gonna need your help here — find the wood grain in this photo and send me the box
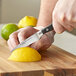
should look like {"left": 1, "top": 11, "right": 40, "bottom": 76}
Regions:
{"left": 0, "top": 39, "right": 76, "bottom": 76}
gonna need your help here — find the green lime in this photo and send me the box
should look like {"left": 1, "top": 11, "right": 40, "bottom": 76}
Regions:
{"left": 1, "top": 23, "right": 19, "bottom": 40}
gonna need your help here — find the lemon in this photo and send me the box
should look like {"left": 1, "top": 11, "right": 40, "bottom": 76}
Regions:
{"left": 8, "top": 47, "right": 41, "bottom": 62}
{"left": 18, "top": 16, "right": 37, "bottom": 28}
{"left": 1, "top": 23, "right": 19, "bottom": 40}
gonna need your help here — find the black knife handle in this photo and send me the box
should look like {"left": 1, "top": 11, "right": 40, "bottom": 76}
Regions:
{"left": 41, "top": 24, "right": 53, "bottom": 34}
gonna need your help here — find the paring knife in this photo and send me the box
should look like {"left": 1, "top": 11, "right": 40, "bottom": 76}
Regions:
{"left": 11, "top": 24, "right": 53, "bottom": 52}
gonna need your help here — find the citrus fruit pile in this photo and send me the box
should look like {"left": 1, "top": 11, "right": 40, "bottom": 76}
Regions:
{"left": 1, "top": 16, "right": 37, "bottom": 40}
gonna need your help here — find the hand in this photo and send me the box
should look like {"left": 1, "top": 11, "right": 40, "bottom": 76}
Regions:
{"left": 7, "top": 26, "right": 55, "bottom": 51}
{"left": 52, "top": 0, "right": 76, "bottom": 33}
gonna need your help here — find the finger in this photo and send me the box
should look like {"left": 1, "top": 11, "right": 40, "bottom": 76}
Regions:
{"left": 7, "top": 39, "right": 13, "bottom": 51}
{"left": 30, "top": 31, "right": 55, "bottom": 51}
{"left": 58, "top": 18, "right": 73, "bottom": 31}
{"left": 8, "top": 28, "right": 26, "bottom": 49}
{"left": 31, "top": 35, "right": 51, "bottom": 51}
{"left": 18, "top": 30, "right": 27, "bottom": 43}
{"left": 40, "top": 31, "right": 55, "bottom": 50}
{"left": 58, "top": 14, "right": 74, "bottom": 31}
{"left": 65, "top": 13, "right": 76, "bottom": 28}
{"left": 54, "top": 12, "right": 73, "bottom": 32}
{"left": 68, "top": 21, "right": 76, "bottom": 29}
{"left": 18, "top": 27, "right": 38, "bottom": 43}
{"left": 9, "top": 31, "right": 19, "bottom": 48}
{"left": 53, "top": 19, "right": 65, "bottom": 33}
{"left": 62, "top": 24, "right": 73, "bottom": 31}
{"left": 45, "top": 31, "right": 55, "bottom": 43}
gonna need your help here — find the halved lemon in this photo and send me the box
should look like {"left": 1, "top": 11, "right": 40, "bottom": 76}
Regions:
{"left": 8, "top": 47, "right": 41, "bottom": 62}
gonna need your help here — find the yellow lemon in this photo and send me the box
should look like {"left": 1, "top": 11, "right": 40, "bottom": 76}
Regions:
{"left": 8, "top": 47, "right": 41, "bottom": 62}
{"left": 18, "top": 16, "right": 37, "bottom": 28}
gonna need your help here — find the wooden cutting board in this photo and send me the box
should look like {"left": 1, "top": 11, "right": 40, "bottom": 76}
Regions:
{"left": 0, "top": 39, "right": 76, "bottom": 76}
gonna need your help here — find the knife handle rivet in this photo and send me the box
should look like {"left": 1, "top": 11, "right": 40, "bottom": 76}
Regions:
{"left": 46, "top": 28, "right": 49, "bottom": 31}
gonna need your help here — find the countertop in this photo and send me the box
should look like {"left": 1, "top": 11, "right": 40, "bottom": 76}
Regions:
{"left": 0, "top": 39, "right": 76, "bottom": 76}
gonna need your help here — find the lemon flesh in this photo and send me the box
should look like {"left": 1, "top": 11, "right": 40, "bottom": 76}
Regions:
{"left": 8, "top": 47, "right": 41, "bottom": 62}
{"left": 1, "top": 23, "right": 19, "bottom": 40}
{"left": 18, "top": 16, "right": 37, "bottom": 28}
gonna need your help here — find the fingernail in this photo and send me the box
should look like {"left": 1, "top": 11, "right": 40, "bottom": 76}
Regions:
{"left": 56, "top": 30, "right": 64, "bottom": 34}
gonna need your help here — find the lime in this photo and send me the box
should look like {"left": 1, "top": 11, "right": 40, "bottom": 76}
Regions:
{"left": 8, "top": 47, "right": 41, "bottom": 62}
{"left": 1, "top": 23, "right": 19, "bottom": 40}
{"left": 18, "top": 16, "right": 37, "bottom": 28}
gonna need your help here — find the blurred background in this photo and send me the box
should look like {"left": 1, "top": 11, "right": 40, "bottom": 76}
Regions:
{"left": 0, "top": 0, "right": 76, "bottom": 55}
{"left": 0, "top": 0, "right": 40, "bottom": 23}
{"left": 0, "top": 0, "right": 76, "bottom": 35}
